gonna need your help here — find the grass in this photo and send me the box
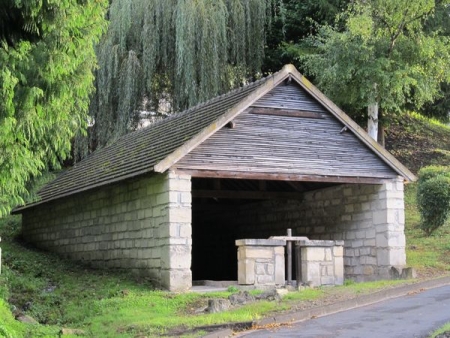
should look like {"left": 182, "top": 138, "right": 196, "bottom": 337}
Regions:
{"left": 429, "top": 322, "right": 450, "bottom": 338}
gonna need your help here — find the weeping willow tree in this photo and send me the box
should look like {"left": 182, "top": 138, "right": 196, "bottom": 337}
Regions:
{"left": 77, "top": 0, "right": 279, "bottom": 158}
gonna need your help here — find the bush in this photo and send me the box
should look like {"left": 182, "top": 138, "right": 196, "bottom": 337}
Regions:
{"left": 417, "top": 166, "right": 450, "bottom": 236}
{"left": 417, "top": 166, "right": 450, "bottom": 183}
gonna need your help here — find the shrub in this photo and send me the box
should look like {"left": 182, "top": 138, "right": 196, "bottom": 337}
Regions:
{"left": 417, "top": 166, "right": 450, "bottom": 236}
{"left": 417, "top": 165, "right": 450, "bottom": 183}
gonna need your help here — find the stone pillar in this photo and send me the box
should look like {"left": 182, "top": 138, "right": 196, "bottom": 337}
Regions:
{"left": 160, "top": 171, "right": 192, "bottom": 292}
{"left": 374, "top": 177, "right": 406, "bottom": 277}
{"left": 296, "top": 240, "right": 344, "bottom": 287}
{"left": 236, "top": 239, "right": 285, "bottom": 286}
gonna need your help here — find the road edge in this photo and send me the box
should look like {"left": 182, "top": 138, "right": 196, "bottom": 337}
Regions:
{"left": 202, "top": 275, "right": 450, "bottom": 338}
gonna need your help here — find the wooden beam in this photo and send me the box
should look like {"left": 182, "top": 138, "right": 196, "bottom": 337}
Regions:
{"left": 192, "top": 189, "right": 303, "bottom": 200}
{"left": 250, "top": 107, "right": 324, "bottom": 119}
{"left": 175, "top": 169, "right": 392, "bottom": 184}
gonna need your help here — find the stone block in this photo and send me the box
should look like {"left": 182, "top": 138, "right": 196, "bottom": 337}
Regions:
{"left": 168, "top": 177, "right": 191, "bottom": 192}
{"left": 257, "top": 275, "right": 274, "bottom": 285}
{"left": 256, "top": 263, "right": 266, "bottom": 275}
{"left": 345, "top": 204, "right": 354, "bottom": 213}
{"left": 179, "top": 224, "right": 192, "bottom": 238}
{"left": 267, "top": 263, "right": 274, "bottom": 275}
{"left": 343, "top": 188, "right": 353, "bottom": 196}
{"left": 160, "top": 245, "right": 191, "bottom": 269}
{"left": 387, "top": 233, "right": 406, "bottom": 247}
{"left": 333, "top": 246, "right": 343, "bottom": 257}
{"left": 168, "top": 191, "right": 179, "bottom": 204}
{"left": 321, "top": 276, "right": 336, "bottom": 285}
{"left": 376, "top": 248, "right": 391, "bottom": 266}
{"left": 360, "top": 256, "right": 377, "bottom": 265}
{"left": 351, "top": 240, "right": 363, "bottom": 248}
{"left": 341, "top": 214, "right": 352, "bottom": 222}
{"left": 161, "top": 268, "right": 192, "bottom": 292}
{"left": 274, "top": 246, "right": 285, "bottom": 255}
{"left": 238, "top": 259, "right": 255, "bottom": 285}
{"left": 274, "top": 253, "right": 285, "bottom": 285}
{"left": 180, "top": 192, "right": 192, "bottom": 204}
{"left": 373, "top": 210, "right": 387, "bottom": 225}
{"left": 400, "top": 267, "right": 417, "bottom": 279}
{"left": 363, "top": 265, "right": 374, "bottom": 275}
{"left": 303, "top": 262, "right": 320, "bottom": 286}
{"left": 346, "top": 232, "right": 356, "bottom": 240}
{"left": 156, "top": 193, "right": 169, "bottom": 206}
{"left": 325, "top": 248, "right": 332, "bottom": 261}
{"left": 303, "top": 247, "right": 324, "bottom": 261}
{"left": 355, "top": 230, "right": 366, "bottom": 239}
{"left": 241, "top": 248, "right": 273, "bottom": 259}
{"left": 169, "top": 207, "right": 191, "bottom": 223}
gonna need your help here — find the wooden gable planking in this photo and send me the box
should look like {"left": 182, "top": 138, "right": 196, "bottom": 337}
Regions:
{"left": 174, "top": 82, "right": 399, "bottom": 181}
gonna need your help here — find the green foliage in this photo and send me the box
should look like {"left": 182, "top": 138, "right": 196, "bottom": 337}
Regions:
{"left": 0, "top": 0, "right": 108, "bottom": 216}
{"left": 263, "top": 0, "right": 349, "bottom": 74}
{"left": 429, "top": 322, "right": 450, "bottom": 338}
{"left": 417, "top": 166, "right": 450, "bottom": 236}
{"left": 301, "top": 0, "right": 450, "bottom": 124}
{"left": 226, "top": 285, "right": 239, "bottom": 293}
{"left": 82, "top": 0, "right": 278, "bottom": 158}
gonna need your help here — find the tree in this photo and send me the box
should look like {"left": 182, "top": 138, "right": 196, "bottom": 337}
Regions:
{"left": 79, "top": 0, "right": 278, "bottom": 158}
{"left": 0, "top": 0, "right": 108, "bottom": 216}
{"left": 263, "top": 0, "right": 349, "bottom": 74}
{"left": 301, "top": 0, "right": 450, "bottom": 143}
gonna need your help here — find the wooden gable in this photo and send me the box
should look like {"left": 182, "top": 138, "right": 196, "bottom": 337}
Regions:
{"left": 174, "top": 82, "right": 398, "bottom": 183}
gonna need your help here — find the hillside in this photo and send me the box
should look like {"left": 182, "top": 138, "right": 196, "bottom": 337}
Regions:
{"left": 386, "top": 112, "right": 450, "bottom": 174}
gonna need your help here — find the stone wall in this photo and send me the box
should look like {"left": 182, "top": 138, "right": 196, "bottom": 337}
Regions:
{"left": 21, "top": 171, "right": 192, "bottom": 291}
{"left": 192, "top": 177, "right": 406, "bottom": 281}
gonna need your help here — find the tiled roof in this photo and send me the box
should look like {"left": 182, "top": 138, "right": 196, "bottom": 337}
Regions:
{"left": 16, "top": 73, "right": 272, "bottom": 210}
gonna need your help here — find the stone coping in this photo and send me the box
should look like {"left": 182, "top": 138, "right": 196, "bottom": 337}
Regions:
{"left": 236, "top": 239, "right": 286, "bottom": 247}
{"left": 269, "top": 236, "right": 309, "bottom": 241}
{"left": 295, "top": 239, "right": 345, "bottom": 247}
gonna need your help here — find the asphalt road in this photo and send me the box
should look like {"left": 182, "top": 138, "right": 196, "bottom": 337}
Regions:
{"left": 240, "top": 285, "right": 450, "bottom": 338}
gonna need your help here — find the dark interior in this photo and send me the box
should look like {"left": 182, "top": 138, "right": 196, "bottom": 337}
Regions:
{"left": 191, "top": 177, "right": 337, "bottom": 281}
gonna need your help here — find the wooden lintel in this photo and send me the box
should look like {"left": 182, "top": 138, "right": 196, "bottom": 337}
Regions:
{"left": 175, "top": 169, "right": 392, "bottom": 185}
{"left": 250, "top": 107, "right": 324, "bottom": 119}
{"left": 192, "top": 189, "right": 303, "bottom": 200}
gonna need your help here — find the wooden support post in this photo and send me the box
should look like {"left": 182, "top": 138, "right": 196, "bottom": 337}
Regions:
{"left": 287, "top": 229, "right": 292, "bottom": 285}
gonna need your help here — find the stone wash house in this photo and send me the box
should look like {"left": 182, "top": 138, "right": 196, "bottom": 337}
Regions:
{"left": 14, "top": 65, "right": 416, "bottom": 291}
